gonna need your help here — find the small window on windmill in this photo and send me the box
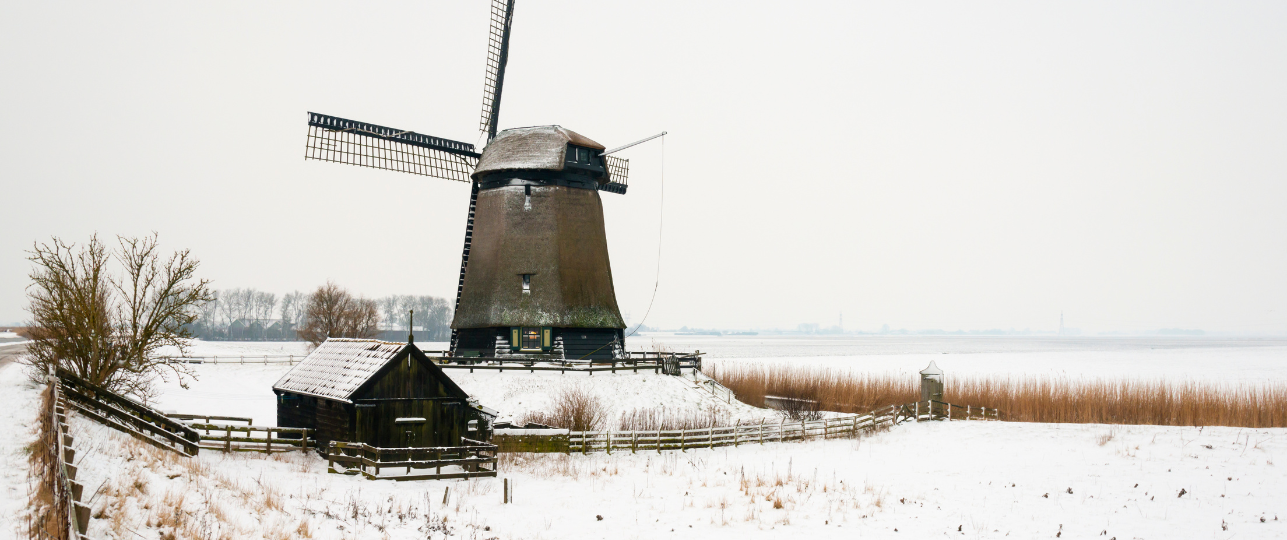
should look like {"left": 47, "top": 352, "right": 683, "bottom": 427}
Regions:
{"left": 521, "top": 274, "right": 531, "bottom": 294}
{"left": 520, "top": 327, "right": 542, "bottom": 351}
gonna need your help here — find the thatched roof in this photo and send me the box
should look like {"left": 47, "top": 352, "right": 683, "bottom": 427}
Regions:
{"left": 472, "top": 126, "right": 605, "bottom": 179}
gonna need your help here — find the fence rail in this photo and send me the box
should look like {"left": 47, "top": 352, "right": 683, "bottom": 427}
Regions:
{"left": 496, "top": 400, "right": 1002, "bottom": 454}
{"left": 30, "top": 373, "right": 91, "bottom": 539}
{"left": 57, "top": 368, "right": 200, "bottom": 456}
{"left": 432, "top": 353, "right": 702, "bottom": 375}
{"left": 327, "top": 439, "right": 498, "bottom": 481}
{"left": 184, "top": 423, "right": 314, "bottom": 453}
{"left": 164, "top": 355, "right": 300, "bottom": 365}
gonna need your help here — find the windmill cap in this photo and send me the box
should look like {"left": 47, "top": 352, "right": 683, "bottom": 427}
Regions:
{"left": 473, "top": 126, "right": 605, "bottom": 180}
{"left": 920, "top": 360, "right": 944, "bottom": 376}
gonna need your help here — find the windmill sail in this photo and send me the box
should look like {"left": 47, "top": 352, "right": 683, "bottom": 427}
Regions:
{"left": 305, "top": 112, "right": 479, "bottom": 182}
{"left": 479, "top": 0, "right": 516, "bottom": 140}
{"left": 600, "top": 155, "right": 629, "bottom": 194}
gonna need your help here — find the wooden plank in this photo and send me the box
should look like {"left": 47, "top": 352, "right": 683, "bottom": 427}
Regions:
{"left": 68, "top": 401, "right": 194, "bottom": 457}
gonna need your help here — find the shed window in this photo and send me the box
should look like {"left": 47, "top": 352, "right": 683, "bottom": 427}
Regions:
{"left": 521, "top": 274, "right": 531, "bottom": 294}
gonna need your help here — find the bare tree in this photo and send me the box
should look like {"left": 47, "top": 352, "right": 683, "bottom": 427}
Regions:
{"left": 23, "top": 234, "right": 213, "bottom": 401}
{"left": 217, "top": 288, "right": 238, "bottom": 330}
{"left": 280, "top": 291, "right": 305, "bottom": 338}
{"left": 297, "top": 282, "right": 380, "bottom": 346}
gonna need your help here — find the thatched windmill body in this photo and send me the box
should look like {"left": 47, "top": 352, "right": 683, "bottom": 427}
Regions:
{"left": 303, "top": 0, "right": 644, "bottom": 360}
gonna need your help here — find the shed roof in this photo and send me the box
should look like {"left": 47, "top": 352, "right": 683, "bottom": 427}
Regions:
{"left": 472, "top": 126, "right": 604, "bottom": 179}
{"left": 272, "top": 338, "right": 469, "bottom": 403}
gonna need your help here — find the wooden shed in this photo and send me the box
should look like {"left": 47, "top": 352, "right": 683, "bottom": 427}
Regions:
{"left": 273, "top": 338, "right": 494, "bottom": 450}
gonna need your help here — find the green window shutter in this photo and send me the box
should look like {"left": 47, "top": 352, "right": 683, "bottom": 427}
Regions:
{"left": 510, "top": 327, "right": 520, "bottom": 352}
{"left": 542, "top": 327, "right": 553, "bottom": 351}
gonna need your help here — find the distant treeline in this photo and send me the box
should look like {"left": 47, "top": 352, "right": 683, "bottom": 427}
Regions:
{"left": 191, "top": 287, "right": 452, "bottom": 342}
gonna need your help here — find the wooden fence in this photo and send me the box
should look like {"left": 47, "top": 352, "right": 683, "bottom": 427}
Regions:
{"left": 433, "top": 352, "right": 702, "bottom": 375}
{"left": 495, "top": 400, "right": 1002, "bottom": 454}
{"left": 185, "top": 422, "right": 315, "bottom": 453}
{"left": 57, "top": 368, "right": 200, "bottom": 456}
{"left": 165, "top": 355, "right": 300, "bottom": 365}
{"left": 327, "top": 439, "right": 499, "bottom": 481}
{"left": 29, "top": 373, "right": 91, "bottom": 539}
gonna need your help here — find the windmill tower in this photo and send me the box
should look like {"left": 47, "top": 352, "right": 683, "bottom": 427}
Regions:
{"left": 302, "top": 0, "right": 647, "bottom": 360}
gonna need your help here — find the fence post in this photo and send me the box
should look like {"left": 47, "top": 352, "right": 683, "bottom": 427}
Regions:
{"left": 606, "top": 432, "right": 612, "bottom": 455}
{"left": 759, "top": 419, "right": 765, "bottom": 444}
{"left": 632, "top": 432, "right": 638, "bottom": 454}
{"left": 302, "top": 429, "right": 309, "bottom": 452}
{"left": 225, "top": 426, "right": 231, "bottom": 453}
{"left": 266, "top": 429, "right": 272, "bottom": 454}
{"left": 915, "top": 401, "right": 919, "bottom": 423}
{"left": 657, "top": 428, "right": 662, "bottom": 454}
{"left": 967, "top": 404, "right": 971, "bottom": 420}
{"left": 709, "top": 421, "right": 714, "bottom": 449}
{"left": 680, "top": 428, "right": 686, "bottom": 451}
{"left": 948, "top": 403, "right": 952, "bottom": 421}
{"left": 582, "top": 431, "right": 587, "bottom": 455}
{"left": 733, "top": 419, "right": 740, "bottom": 447}
{"left": 800, "top": 419, "right": 805, "bottom": 441}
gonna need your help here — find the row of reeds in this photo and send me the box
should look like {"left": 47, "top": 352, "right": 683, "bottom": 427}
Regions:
{"left": 704, "top": 364, "right": 1287, "bottom": 428}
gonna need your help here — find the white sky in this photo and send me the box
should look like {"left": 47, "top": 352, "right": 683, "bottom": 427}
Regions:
{"left": 2, "top": 1, "right": 1286, "bottom": 333}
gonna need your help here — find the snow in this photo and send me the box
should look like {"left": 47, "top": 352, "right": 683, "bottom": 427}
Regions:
{"left": 640, "top": 334, "right": 1287, "bottom": 383}
{"left": 60, "top": 411, "right": 1287, "bottom": 539}
{"left": 0, "top": 357, "right": 41, "bottom": 540}
{"left": 8, "top": 337, "right": 1287, "bottom": 539}
{"left": 272, "top": 339, "right": 410, "bottom": 402}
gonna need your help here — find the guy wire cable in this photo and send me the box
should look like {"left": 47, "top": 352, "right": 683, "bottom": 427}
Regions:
{"left": 577, "top": 133, "right": 665, "bottom": 360}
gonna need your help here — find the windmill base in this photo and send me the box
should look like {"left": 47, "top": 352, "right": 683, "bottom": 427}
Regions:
{"left": 453, "top": 327, "right": 625, "bottom": 361}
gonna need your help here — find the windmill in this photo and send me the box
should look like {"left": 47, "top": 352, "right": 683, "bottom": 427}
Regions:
{"left": 302, "top": 0, "right": 657, "bottom": 360}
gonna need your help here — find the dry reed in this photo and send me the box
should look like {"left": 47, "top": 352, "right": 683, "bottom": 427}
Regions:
{"left": 705, "top": 364, "right": 1287, "bottom": 428}
{"left": 519, "top": 386, "right": 608, "bottom": 431}
{"left": 616, "top": 407, "right": 734, "bottom": 431}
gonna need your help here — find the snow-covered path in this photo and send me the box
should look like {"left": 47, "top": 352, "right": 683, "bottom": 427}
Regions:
{"left": 0, "top": 356, "right": 41, "bottom": 540}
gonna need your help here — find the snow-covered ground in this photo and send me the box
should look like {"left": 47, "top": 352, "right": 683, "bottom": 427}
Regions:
{"left": 62, "top": 412, "right": 1286, "bottom": 539}
{"left": 150, "top": 340, "right": 770, "bottom": 426}
{"left": 657, "top": 334, "right": 1287, "bottom": 383}
{"left": 0, "top": 353, "right": 42, "bottom": 540}
{"left": 8, "top": 337, "right": 1287, "bottom": 539}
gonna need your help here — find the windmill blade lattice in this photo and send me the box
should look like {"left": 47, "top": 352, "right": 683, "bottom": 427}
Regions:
{"left": 305, "top": 112, "right": 479, "bottom": 182}
{"left": 479, "top": 0, "right": 515, "bottom": 140}
{"left": 601, "top": 155, "right": 629, "bottom": 194}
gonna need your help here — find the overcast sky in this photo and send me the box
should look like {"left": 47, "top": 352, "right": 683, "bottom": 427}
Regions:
{"left": 2, "top": 1, "right": 1286, "bottom": 334}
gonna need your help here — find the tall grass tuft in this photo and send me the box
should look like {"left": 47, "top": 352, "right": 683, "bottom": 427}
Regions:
{"left": 705, "top": 364, "right": 1287, "bottom": 428}
{"left": 520, "top": 386, "right": 609, "bottom": 431}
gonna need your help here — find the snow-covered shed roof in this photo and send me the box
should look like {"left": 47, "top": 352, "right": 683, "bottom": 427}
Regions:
{"left": 472, "top": 125, "right": 604, "bottom": 179}
{"left": 272, "top": 338, "right": 468, "bottom": 403}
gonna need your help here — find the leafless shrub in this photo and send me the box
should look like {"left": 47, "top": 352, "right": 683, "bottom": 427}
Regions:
{"left": 297, "top": 281, "right": 381, "bottom": 347}
{"left": 23, "top": 234, "right": 212, "bottom": 401}
{"left": 520, "top": 387, "right": 608, "bottom": 431}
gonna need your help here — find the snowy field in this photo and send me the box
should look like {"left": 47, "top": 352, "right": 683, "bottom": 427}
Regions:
{"left": 5, "top": 336, "right": 1287, "bottom": 539}
{"left": 60, "top": 410, "right": 1287, "bottom": 540}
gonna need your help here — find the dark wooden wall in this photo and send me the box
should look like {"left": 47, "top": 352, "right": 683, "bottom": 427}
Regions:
{"left": 275, "top": 350, "right": 481, "bottom": 449}
{"left": 355, "top": 399, "right": 467, "bottom": 447}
